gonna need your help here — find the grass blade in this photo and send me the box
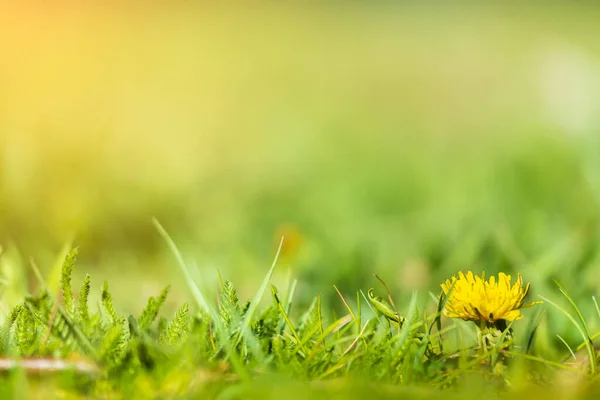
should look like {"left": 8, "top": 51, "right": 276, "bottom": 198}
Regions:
{"left": 553, "top": 280, "right": 597, "bottom": 374}
{"left": 540, "top": 293, "right": 596, "bottom": 374}
{"left": 235, "top": 236, "right": 284, "bottom": 350}
{"left": 557, "top": 334, "right": 577, "bottom": 361}
{"left": 153, "top": 218, "right": 213, "bottom": 316}
{"left": 525, "top": 308, "right": 546, "bottom": 354}
{"left": 153, "top": 218, "right": 249, "bottom": 380}
{"left": 593, "top": 296, "right": 600, "bottom": 320}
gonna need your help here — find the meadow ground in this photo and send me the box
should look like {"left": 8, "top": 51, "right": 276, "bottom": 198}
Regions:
{"left": 1, "top": 4, "right": 600, "bottom": 399}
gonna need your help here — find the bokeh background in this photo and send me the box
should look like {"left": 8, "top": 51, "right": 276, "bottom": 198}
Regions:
{"left": 1, "top": 4, "right": 600, "bottom": 345}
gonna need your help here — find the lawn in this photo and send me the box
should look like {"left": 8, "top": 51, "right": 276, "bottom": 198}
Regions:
{"left": 1, "top": 3, "right": 600, "bottom": 399}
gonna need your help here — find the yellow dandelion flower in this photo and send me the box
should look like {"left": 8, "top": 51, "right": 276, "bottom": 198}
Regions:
{"left": 440, "top": 271, "right": 541, "bottom": 324}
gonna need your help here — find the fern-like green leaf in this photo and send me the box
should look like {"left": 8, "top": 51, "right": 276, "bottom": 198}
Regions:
{"left": 298, "top": 296, "right": 321, "bottom": 340}
{"left": 138, "top": 285, "right": 171, "bottom": 331}
{"left": 157, "top": 316, "right": 167, "bottom": 335}
{"left": 160, "top": 302, "right": 189, "bottom": 347}
{"left": 60, "top": 247, "right": 79, "bottom": 314}
{"left": 219, "top": 280, "right": 240, "bottom": 327}
{"left": 99, "top": 323, "right": 123, "bottom": 364}
{"left": 112, "top": 318, "right": 131, "bottom": 366}
{"left": 97, "top": 317, "right": 131, "bottom": 368}
{"left": 156, "top": 285, "right": 170, "bottom": 308}
{"left": 25, "top": 301, "right": 98, "bottom": 358}
{"left": 101, "top": 281, "right": 119, "bottom": 326}
{"left": 16, "top": 305, "right": 37, "bottom": 355}
{"left": 77, "top": 273, "right": 91, "bottom": 325}
{"left": 0, "top": 304, "right": 22, "bottom": 353}
{"left": 252, "top": 297, "right": 281, "bottom": 350}
{"left": 138, "top": 297, "right": 156, "bottom": 330}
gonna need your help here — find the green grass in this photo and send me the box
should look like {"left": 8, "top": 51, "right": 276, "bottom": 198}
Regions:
{"left": 1, "top": 225, "right": 600, "bottom": 399}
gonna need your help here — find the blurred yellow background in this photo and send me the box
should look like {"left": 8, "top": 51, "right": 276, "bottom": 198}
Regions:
{"left": 1, "top": 5, "right": 600, "bottom": 313}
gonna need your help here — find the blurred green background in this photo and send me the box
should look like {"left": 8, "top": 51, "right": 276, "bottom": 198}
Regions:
{"left": 1, "top": 4, "right": 600, "bottom": 344}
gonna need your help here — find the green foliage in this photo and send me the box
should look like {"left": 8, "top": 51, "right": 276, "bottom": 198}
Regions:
{"left": 297, "top": 296, "right": 322, "bottom": 340}
{"left": 15, "top": 305, "right": 36, "bottom": 355}
{"left": 2, "top": 246, "right": 600, "bottom": 399}
{"left": 252, "top": 297, "right": 282, "bottom": 351}
{"left": 219, "top": 280, "right": 240, "bottom": 328}
{"left": 0, "top": 304, "right": 22, "bottom": 353}
{"left": 138, "top": 285, "right": 170, "bottom": 331}
{"left": 101, "top": 281, "right": 118, "bottom": 326}
{"left": 160, "top": 303, "right": 189, "bottom": 347}
{"left": 60, "top": 247, "right": 79, "bottom": 314}
{"left": 101, "top": 318, "right": 130, "bottom": 368}
{"left": 76, "top": 274, "right": 91, "bottom": 324}
{"left": 99, "top": 322, "right": 125, "bottom": 365}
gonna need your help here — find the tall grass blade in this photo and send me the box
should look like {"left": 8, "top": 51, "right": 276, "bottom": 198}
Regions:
{"left": 235, "top": 237, "right": 284, "bottom": 350}
{"left": 541, "top": 293, "right": 596, "bottom": 374}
